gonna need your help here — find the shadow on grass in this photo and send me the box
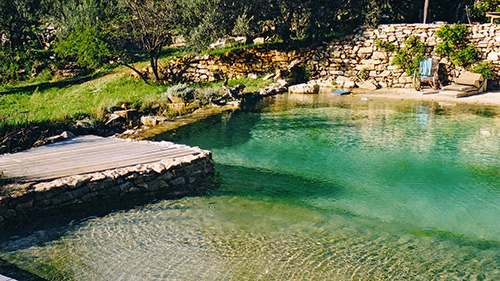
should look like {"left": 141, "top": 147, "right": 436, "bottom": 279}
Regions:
{"left": 0, "top": 72, "right": 107, "bottom": 95}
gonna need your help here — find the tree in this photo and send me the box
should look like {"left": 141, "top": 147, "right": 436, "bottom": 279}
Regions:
{"left": 0, "top": 0, "right": 48, "bottom": 82}
{"left": 119, "top": 0, "right": 180, "bottom": 83}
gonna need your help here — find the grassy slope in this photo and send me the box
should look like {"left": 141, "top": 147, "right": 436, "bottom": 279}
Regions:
{"left": 0, "top": 75, "right": 165, "bottom": 127}
{"left": 0, "top": 63, "right": 272, "bottom": 130}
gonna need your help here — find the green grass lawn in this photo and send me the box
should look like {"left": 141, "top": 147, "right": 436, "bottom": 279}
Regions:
{"left": 0, "top": 75, "right": 165, "bottom": 127}
{"left": 0, "top": 71, "right": 272, "bottom": 130}
{"left": 0, "top": 42, "right": 277, "bottom": 133}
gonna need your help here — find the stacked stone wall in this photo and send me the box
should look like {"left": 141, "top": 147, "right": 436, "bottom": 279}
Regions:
{"left": 308, "top": 23, "right": 500, "bottom": 89}
{"left": 154, "top": 48, "right": 309, "bottom": 84}
{"left": 155, "top": 24, "right": 500, "bottom": 89}
{"left": 0, "top": 148, "right": 215, "bottom": 228}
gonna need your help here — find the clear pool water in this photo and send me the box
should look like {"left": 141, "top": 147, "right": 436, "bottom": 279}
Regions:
{"left": 2, "top": 94, "right": 500, "bottom": 280}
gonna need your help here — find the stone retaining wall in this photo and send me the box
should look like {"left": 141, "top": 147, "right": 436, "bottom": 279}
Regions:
{"left": 154, "top": 24, "right": 500, "bottom": 89}
{"left": 308, "top": 23, "right": 500, "bottom": 89}
{"left": 0, "top": 144, "right": 215, "bottom": 228}
{"left": 138, "top": 48, "right": 310, "bottom": 84}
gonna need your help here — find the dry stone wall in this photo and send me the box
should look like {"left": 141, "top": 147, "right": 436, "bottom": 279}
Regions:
{"left": 153, "top": 24, "right": 500, "bottom": 90}
{"left": 0, "top": 146, "right": 215, "bottom": 228}
{"left": 308, "top": 23, "right": 500, "bottom": 89}
{"left": 153, "top": 48, "right": 310, "bottom": 84}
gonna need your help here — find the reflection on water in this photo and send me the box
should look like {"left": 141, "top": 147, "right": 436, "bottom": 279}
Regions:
{"left": 2, "top": 94, "right": 500, "bottom": 280}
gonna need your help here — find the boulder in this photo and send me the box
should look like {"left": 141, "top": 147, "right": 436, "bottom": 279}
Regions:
{"left": 487, "top": 51, "right": 499, "bottom": 61}
{"left": 358, "top": 81, "right": 379, "bottom": 90}
{"left": 253, "top": 37, "right": 265, "bottom": 44}
{"left": 288, "top": 83, "right": 320, "bottom": 94}
{"left": 45, "top": 131, "right": 76, "bottom": 143}
{"left": 335, "top": 76, "right": 357, "bottom": 89}
{"left": 141, "top": 116, "right": 168, "bottom": 126}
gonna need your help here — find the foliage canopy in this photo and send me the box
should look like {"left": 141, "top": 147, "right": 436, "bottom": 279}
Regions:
{"left": 0, "top": 0, "right": 498, "bottom": 84}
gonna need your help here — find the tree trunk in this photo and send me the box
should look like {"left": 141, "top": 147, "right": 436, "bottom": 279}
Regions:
{"left": 423, "top": 0, "right": 429, "bottom": 24}
{"left": 150, "top": 56, "right": 160, "bottom": 82}
{"left": 121, "top": 63, "right": 151, "bottom": 85}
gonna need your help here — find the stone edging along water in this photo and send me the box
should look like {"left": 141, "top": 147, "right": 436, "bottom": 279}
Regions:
{"left": 0, "top": 79, "right": 289, "bottom": 229}
{"left": 0, "top": 139, "right": 216, "bottom": 229}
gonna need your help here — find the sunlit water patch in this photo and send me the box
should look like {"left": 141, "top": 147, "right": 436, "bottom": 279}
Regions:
{"left": 2, "top": 94, "right": 500, "bottom": 280}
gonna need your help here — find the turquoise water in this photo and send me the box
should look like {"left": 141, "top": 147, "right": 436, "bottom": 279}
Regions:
{"left": 2, "top": 94, "right": 500, "bottom": 280}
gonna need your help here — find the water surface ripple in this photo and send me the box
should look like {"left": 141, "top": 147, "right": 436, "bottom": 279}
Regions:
{"left": 2, "top": 94, "right": 500, "bottom": 280}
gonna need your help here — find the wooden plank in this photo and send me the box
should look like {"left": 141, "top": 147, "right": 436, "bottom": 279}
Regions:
{"left": 11, "top": 148, "right": 198, "bottom": 174}
{"left": 0, "top": 145, "right": 195, "bottom": 166}
{"left": 4, "top": 151, "right": 199, "bottom": 180}
{"left": 12, "top": 150, "right": 200, "bottom": 181}
{"left": 0, "top": 136, "right": 204, "bottom": 182}
{"left": 0, "top": 145, "right": 186, "bottom": 167}
{"left": 0, "top": 137, "right": 184, "bottom": 162}
{"left": 0, "top": 136, "right": 186, "bottom": 164}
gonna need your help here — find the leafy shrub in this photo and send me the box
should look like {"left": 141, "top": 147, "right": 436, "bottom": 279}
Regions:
{"left": 54, "top": 25, "right": 110, "bottom": 70}
{"left": 468, "top": 0, "right": 500, "bottom": 22}
{"left": 434, "top": 24, "right": 479, "bottom": 67}
{"left": 470, "top": 61, "right": 495, "bottom": 80}
{"left": 288, "top": 64, "right": 312, "bottom": 84}
{"left": 202, "top": 88, "right": 221, "bottom": 101}
{"left": 392, "top": 36, "right": 431, "bottom": 76}
{"left": 364, "top": 0, "right": 383, "bottom": 28}
{"left": 0, "top": 45, "right": 37, "bottom": 83}
{"left": 163, "top": 83, "right": 197, "bottom": 102}
{"left": 376, "top": 40, "right": 395, "bottom": 53}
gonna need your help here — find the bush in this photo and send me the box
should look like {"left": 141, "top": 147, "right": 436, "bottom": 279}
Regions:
{"left": 470, "top": 61, "right": 495, "bottom": 80}
{"left": 468, "top": 0, "right": 500, "bottom": 22}
{"left": 359, "top": 68, "right": 370, "bottom": 80}
{"left": 392, "top": 36, "right": 431, "bottom": 76}
{"left": 201, "top": 88, "right": 221, "bottom": 101}
{"left": 376, "top": 40, "right": 395, "bottom": 53}
{"left": 434, "top": 24, "right": 479, "bottom": 67}
{"left": 54, "top": 25, "right": 110, "bottom": 70}
{"left": 163, "top": 83, "right": 198, "bottom": 102}
{"left": 0, "top": 45, "right": 37, "bottom": 83}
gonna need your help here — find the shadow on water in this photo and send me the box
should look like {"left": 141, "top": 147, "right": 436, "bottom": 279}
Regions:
{"left": 0, "top": 258, "right": 48, "bottom": 281}
{"left": 150, "top": 110, "right": 262, "bottom": 150}
{"left": 0, "top": 182, "right": 217, "bottom": 247}
{"left": 209, "top": 163, "right": 346, "bottom": 212}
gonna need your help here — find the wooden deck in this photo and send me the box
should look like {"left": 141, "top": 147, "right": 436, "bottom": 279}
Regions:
{"left": 0, "top": 135, "right": 202, "bottom": 182}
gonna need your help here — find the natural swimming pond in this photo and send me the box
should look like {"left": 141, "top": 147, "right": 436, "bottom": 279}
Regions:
{"left": 2, "top": 93, "right": 500, "bottom": 280}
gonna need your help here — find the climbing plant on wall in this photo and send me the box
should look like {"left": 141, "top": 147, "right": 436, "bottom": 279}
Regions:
{"left": 377, "top": 36, "right": 431, "bottom": 76}
{"left": 434, "top": 24, "right": 480, "bottom": 68}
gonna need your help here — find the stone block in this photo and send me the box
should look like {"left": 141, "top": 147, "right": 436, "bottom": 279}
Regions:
{"left": 378, "top": 81, "right": 388, "bottom": 88}
{"left": 371, "top": 51, "right": 386, "bottom": 60}
{"left": 141, "top": 180, "right": 168, "bottom": 191}
{"left": 288, "top": 83, "right": 320, "bottom": 94}
{"left": 358, "top": 47, "right": 373, "bottom": 54}
{"left": 358, "top": 81, "right": 378, "bottom": 90}
{"left": 170, "top": 177, "right": 186, "bottom": 186}
{"left": 343, "top": 80, "right": 357, "bottom": 88}
{"left": 4, "top": 209, "right": 16, "bottom": 218}
{"left": 399, "top": 76, "right": 413, "bottom": 84}
{"left": 119, "top": 182, "right": 135, "bottom": 192}
{"left": 378, "top": 70, "right": 391, "bottom": 77}
{"left": 488, "top": 51, "right": 499, "bottom": 61}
